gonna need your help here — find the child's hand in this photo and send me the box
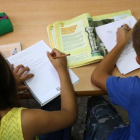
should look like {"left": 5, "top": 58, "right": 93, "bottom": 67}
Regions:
{"left": 116, "top": 24, "right": 132, "bottom": 47}
{"left": 10, "top": 64, "right": 34, "bottom": 91}
{"left": 47, "top": 49, "right": 68, "bottom": 73}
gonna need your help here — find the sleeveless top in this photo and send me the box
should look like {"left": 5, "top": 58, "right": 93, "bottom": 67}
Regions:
{"left": 0, "top": 107, "right": 39, "bottom": 140}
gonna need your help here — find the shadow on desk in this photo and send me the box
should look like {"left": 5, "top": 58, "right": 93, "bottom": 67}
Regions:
{"left": 17, "top": 90, "right": 107, "bottom": 100}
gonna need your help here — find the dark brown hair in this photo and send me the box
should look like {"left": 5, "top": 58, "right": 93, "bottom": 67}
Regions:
{"left": 132, "top": 19, "right": 140, "bottom": 56}
{"left": 0, "top": 53, "right": 18, "bottom": 110}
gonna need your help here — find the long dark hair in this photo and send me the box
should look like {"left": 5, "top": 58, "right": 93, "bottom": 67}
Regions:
{"left": 0, "top": 53, "right": 18, "bottom": 110}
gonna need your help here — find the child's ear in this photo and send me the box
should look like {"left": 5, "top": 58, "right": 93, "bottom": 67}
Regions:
{"left": 136, "top": 56, "right": 140, "bottom": 65}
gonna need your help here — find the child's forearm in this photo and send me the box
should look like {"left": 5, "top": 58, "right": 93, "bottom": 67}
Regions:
{"left": 91, "top": 43, "right": 125, "bottom": 91}
{"left": 58, "top": 70, "right": 77, "bottom": 120}
{"left": 94, "top": 43, "right": 124, "bottom": 75}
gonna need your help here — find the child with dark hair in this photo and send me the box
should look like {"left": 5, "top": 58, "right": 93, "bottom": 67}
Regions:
{"left": 0, "top": 49, "right": 77, "bottom": 140}
{"left": 84, "top": 23, "right": 140, "bottom": 140}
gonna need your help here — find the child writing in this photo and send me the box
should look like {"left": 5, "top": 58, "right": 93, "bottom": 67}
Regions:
{"left": 0, "top": 49, "right": 77, "bottom": 140}
{"left": 84, "top": 23, "right": 140, "bottom": 139}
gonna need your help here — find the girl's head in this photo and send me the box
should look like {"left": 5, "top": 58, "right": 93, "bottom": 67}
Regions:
{"left": 0, "top": 53, "right": 18, "bottom": 110}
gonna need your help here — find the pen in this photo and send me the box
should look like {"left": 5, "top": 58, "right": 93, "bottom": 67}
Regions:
{"left": 121, "top": 25, "right": 131, "bottom": 31}
{"left": 53, "top": 54, "right": 70, "bottom": 59}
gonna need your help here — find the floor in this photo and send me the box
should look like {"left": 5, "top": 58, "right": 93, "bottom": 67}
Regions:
{"left": 20, "top": 95, "right": 129, "bottom": 140}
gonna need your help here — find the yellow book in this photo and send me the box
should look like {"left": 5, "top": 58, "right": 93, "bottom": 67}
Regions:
{"left": 47, "top": 10, "right": 132, "bottom": 68}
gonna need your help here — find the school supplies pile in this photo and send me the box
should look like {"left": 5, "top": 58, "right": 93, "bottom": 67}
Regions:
{"left": 7, "top": 40, "right": 79, "bottom": 106}
{"left": 47, "top": 10, "right": 132, "bottom": 68}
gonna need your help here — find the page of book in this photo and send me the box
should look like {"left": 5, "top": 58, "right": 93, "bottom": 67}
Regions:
{"left": 7, "top": 40, "right": 79, "bottom": 106}
{"left": 92, "top": 10, "right": 131, "bottom": 21}
{"left": 53, "top": 13, "right": 103, "bottom": 68}
{"left": 95, "top": 16, "right": 140, "bottom": 74}
{"left": 47, "top": 25, "right": 57, "bottom": 49}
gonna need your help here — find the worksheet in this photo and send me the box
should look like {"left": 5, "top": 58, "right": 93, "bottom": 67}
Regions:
{"left": 96, "top": 16, "right": 140, "bottom": 74}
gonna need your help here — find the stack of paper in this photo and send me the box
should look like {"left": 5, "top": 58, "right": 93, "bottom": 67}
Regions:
{"left": 95, "top": 16, "right": 140, "bottom": 74}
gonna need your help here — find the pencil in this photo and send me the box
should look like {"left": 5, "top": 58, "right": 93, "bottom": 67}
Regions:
{"left": 53, "top": 54, "right": 70, "bottom": 59}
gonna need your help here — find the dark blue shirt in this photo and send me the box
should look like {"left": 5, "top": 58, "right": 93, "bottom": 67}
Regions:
{"left": 106, "top": 76, "right": 140, "bottom": 140}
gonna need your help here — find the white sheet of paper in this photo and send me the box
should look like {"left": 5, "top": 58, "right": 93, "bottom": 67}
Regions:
{"left": 96, "top": 16, "right": 140, "bottom": 74}
{"left": 7, "top": 40, "right": 79, "bottom": 106}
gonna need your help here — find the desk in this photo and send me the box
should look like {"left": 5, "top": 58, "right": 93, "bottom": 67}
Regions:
{"left": 0, "top": 0, "right": 140, "bottom": 98}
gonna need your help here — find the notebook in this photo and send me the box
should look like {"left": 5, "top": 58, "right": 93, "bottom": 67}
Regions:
{"left": 7, "top": 40, "right": 79, "bottom": 106}
{"left": 95, "top": 16, "right": 139, "bottom": 74}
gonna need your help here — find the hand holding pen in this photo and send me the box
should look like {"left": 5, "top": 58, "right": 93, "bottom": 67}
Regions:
{"left": 117, "top": 24, "right": 132, "bottom": 47}
{"left": 121, "top": 24, "right": 131, "bottom": 31}
{"left": 53, "top": 53, "right": 70, "bottom": 59}
{"left": 47, "top": 48, "right": 70, "bottom": 73}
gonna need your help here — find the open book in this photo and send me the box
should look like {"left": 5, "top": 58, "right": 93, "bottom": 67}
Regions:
{"left": 96, "top": 16, "right": 139, "bottom": 74}
{"left": 47, "top": 10, "right": 132, "bottom": 68}
{"left": 7, "top": 40, "right": 79, "bottom": 106}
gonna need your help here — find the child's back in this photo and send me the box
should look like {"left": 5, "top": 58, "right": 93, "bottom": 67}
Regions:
{"left": 0, "top": 108, "right": 39, "bottom": 140}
